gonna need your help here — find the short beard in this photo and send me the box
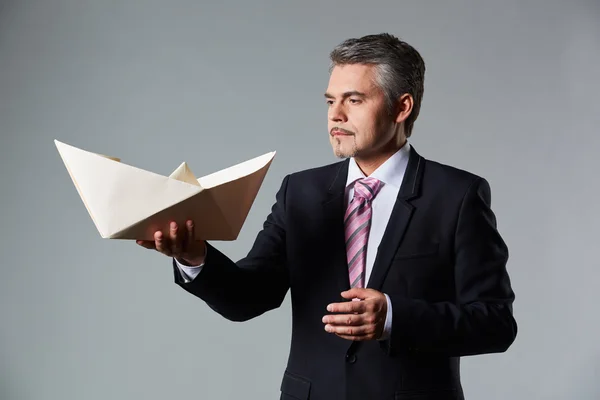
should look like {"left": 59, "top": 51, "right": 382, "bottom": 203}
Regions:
{"left": 332, "top": 136, "right": 358, "bottom": 159}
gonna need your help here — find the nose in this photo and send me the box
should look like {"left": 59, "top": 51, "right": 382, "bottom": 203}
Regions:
{"left": 328, "top": 102, "right": 347, "bottom": 123}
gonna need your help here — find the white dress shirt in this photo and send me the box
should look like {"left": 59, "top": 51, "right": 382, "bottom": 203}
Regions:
{"left": 175, "top": 141, "right": 411, "bottom": 340}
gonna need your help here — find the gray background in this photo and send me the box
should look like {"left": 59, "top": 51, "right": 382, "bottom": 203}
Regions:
{"left": 1, "top": 1, "right": 599, "bottom": 399}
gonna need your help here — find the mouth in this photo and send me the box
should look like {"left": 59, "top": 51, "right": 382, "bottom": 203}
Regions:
{"left": 330, "top": 128, "right": 354, "bottom": 137}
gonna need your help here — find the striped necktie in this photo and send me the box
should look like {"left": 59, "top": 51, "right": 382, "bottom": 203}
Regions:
{"left": 344, "top": 177, "right": 383, "bottom": 289}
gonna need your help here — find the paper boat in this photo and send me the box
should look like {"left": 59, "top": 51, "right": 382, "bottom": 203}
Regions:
{"left": 54, "top": 140, "right": 276, "bottom": 240}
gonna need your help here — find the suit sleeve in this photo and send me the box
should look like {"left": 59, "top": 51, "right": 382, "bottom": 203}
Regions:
{"left": 385, "top": 177, "right": 517, "bottom": 357}
{"left": 173, "top": 175, "right": 290, "bottom": 322}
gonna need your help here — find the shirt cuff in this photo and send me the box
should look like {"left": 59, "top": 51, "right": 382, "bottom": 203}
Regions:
{"left": 174, "top": 259, "right": 204, "bottom": 282}
{"left": 173, "top": 243, "right": 207, "bottom": 283}
{"left": 378, "top": 293, "right": 393, "bottom": 341}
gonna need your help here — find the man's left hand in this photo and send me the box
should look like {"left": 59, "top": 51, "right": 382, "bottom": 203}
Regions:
{"left": 323, "top": 288, "right": 387, "bottom": 341}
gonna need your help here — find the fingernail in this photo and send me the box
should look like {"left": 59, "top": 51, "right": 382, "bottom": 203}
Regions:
{"left": 322, "top": 316, "right": 327, "bottom": 323}
{"left": 327, "top": 305, "right": 332, "bottom": 312}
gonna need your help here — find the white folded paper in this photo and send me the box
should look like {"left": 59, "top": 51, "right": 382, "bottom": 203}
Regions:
{"left": 54, "top": 140, "right": 276, "bottom": 240}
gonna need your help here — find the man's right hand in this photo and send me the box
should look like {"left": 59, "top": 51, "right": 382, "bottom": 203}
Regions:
{"left": 136, "top": 220, "right": 206, "bottom": 266}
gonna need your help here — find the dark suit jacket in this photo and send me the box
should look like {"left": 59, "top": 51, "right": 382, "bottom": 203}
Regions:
{"left": 174, "top": 146, "right": 517, "bottom": 400}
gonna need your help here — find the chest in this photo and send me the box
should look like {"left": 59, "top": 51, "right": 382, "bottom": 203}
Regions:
{"left": 285, "top": 194, "right": 456, "bottom": 301}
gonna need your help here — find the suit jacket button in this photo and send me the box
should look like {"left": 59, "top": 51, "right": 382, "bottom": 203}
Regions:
{"left": 346, "top": 353, "right": 357, "bottom": 364}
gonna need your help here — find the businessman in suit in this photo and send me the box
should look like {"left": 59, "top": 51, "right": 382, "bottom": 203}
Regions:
{"left": 137, "top": 33, "right": 517, "bottom": 400}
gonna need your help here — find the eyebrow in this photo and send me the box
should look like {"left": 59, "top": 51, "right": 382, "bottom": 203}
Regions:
{"left": 324, "top": 90, "right": 367, "bottom": 99}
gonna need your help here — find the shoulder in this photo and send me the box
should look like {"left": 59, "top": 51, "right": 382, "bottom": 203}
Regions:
{"left": 290, "top": 159, "right": 346, "bottom": 177}
{"left": 424, "top": 158, "right": 483, "bottom": 184}
{"left": 420, "top": 157, "right": 492, "bottom": 201}
{"left": 271, "top": 159, "right": 348, "bottom": 206}
{"left": 285, "top": 159, "right": 347, "bottom": 186}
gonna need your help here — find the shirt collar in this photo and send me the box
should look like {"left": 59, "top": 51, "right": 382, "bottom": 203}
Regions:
{"left": 346, "top": 141, "right": 411, "bottom": 189}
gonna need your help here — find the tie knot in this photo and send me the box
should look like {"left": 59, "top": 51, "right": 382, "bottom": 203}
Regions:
{"left": 353, "top": 177, "right": 382, "bottom": 202}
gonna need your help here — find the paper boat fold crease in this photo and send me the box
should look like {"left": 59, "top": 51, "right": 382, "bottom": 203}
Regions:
{"left": 54, "top": 140, "right": 275, "bottom": 241}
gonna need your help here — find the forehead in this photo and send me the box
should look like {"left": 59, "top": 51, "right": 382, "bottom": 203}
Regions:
{"left": 326, "top": 64, "right": 379, "bottom": 95}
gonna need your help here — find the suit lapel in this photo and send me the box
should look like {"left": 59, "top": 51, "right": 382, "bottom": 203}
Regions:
{"left": 366, "top": 146, "right": 424, "bottom": 291}
{"left": 321, "top": 159, "right": 351, "bottom": 294}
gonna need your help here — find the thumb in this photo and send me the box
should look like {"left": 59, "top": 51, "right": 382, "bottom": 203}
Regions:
{"left": 341, "top": 288, "right": 372, "bottom": 300}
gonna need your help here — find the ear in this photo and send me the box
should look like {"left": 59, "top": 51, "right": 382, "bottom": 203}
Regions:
{"left": 394, "top": 93, "right": 414, "bottom": 124}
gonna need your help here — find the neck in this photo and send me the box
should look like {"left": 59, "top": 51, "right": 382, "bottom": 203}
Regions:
{"left": 354, "top": 137, "right": 407, "bottom": 176}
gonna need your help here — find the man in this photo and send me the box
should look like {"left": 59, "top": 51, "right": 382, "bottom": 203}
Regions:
{"left": 137, "top": 33, "right": 517, "bottom": 400}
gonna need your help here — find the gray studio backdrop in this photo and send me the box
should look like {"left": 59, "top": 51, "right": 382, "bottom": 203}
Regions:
{"left": 1, "top": 1, "right": 599, "bottom": 399}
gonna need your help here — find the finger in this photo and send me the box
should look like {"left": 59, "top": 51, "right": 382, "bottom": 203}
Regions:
{"left": 324, "top": 323, "right": 374, "bottom": 337}
{"left": 327, "top": 300, "right": 366, "bottom": 314}
{"left": 169, "top": 222, "right": 180, "bottom": 254}
{"left": 335, "top": 333, "right": 373, "bottom": 341}
{"left": 186, "top": 220, "right": 195, "bottom": 244}
{"left": 136, "top": 240, "right": 155, "bottom": 250}
{"left": 322, "top": 314, "right": 364, "bottom": 326}
{"left": 341, "top": 288, "right": 373, "bottom": 300}
{"left": 155, "top": 231, "right": 172, "bottom": 256}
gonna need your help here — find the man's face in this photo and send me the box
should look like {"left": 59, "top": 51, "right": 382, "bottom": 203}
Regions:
{"left": 325, "top": 64, "right": 398, "bottom": 159}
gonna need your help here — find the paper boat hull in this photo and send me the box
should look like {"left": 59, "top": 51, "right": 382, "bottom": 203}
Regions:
{"left": 109, "top": 157, "right": 274, "bottom": 241}
{"left": 109, "top": 190, "right": 234, "bottom": 240}
{"left": 55, "top": 140, "right": 275, "bottom": 241}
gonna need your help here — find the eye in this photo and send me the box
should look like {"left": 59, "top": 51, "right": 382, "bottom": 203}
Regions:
{"left": 326, "top": 100, "right": 334, "bottom": 105}
{"left": 349, "top": 98, "right": 361, "bottom": 104}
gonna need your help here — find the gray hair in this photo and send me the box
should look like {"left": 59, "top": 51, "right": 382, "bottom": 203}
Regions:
{"left": 329, "top": 33, "right": 425, "bottom": 137}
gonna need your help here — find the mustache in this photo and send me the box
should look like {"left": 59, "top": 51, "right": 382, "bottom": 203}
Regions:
{"left": 330, "top": 127, "right": 355, "bottom": 135}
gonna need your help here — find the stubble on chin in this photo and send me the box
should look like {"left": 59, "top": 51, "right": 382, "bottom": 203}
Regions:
{"left": 332, "top": 136, "right": 358, "bottom": 159}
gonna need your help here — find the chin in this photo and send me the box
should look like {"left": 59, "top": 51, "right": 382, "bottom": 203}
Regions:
{"left": 330, "top": 136, "right": 358, "bottom": 158}
{"left": 332, "top": 144, "right": 357, "bottom": 159}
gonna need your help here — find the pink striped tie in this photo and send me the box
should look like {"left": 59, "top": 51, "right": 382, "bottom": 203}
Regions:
{"left": 344, "top": 177, "right": 383, "bottom": 289}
